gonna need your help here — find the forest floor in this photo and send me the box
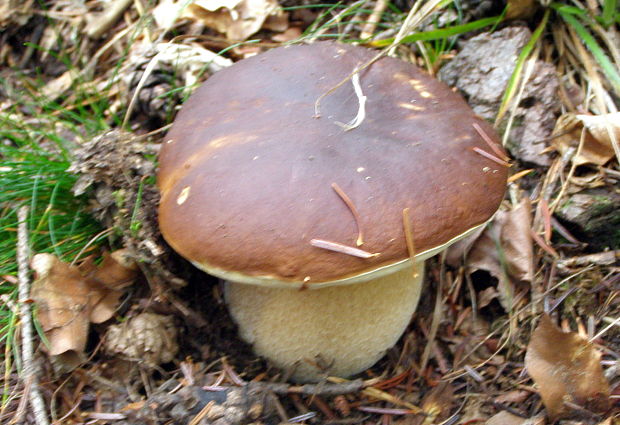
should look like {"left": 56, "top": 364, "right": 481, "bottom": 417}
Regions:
{"left": 0, "top": 0, "right": 619, "bottom": 424}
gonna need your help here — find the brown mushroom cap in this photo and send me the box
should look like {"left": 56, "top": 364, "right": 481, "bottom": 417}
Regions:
{"left": 158, "top": 41, "right": 508, "bottom": 286}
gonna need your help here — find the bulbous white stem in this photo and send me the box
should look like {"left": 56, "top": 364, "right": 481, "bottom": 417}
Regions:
{"left": 224, "top": 265, "right": 424, "bottom": 382}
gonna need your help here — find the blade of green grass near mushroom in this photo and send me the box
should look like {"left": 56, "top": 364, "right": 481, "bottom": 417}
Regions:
{"left": 0, "top": 116, "right": 107, "bottom": 412}
{"left": 496, "top": 2, "right": 620, "bottom": 157}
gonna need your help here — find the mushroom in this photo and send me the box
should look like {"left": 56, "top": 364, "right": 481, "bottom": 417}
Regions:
{"left": 157, "top": 42, "right": 508, "bottom": 382}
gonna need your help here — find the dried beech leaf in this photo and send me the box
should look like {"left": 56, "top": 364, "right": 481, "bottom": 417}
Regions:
{"left": 506, "top": 0, "right": 537, "bottom": 20}
{"left": 30, "top": 250, "right": 137, "bottom": 369}
{"left": 85, "top": 249, "right": 137, "bottom": 290}
{"left": 153, "top": 0, "right": 287, "bottom": 41}
{"left": 80, "top": 249, "right": 138, "bottom": 323}
{"left": 419, "top": 382, "right": 454, "bottom": 424}
{"left": 465, "top": 199, "right": 533, "bottom": 310}
{"left": 31, "top": 254, "right": 90, "bottom": 360}
{"left": 466, "top": 214, "right": 512, "bottom": 309}
{"left": 553, "top": 112, "right": 620, "bottom": 166}
{"left": 493, "top": 389, "right": 531, "bottom": 404}
{"left": 525, "top": 315, "right": 611, "bottom": 420}
{"left": 271, "top": 26, "right": 302, "bottom": 42}
{"left": 499, "top": 198, "right": 533, "bottom": 283}
{"left": 486, "top": 411, "right": 545, "bottom": 425}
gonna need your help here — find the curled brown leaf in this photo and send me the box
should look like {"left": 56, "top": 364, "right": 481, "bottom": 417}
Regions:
{"left": 525, "top": 315, "right": 611, "bottom": 420}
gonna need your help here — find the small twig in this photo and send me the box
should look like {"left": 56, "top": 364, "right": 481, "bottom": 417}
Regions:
{"left": 471, "top": 147, "right": 512, "bottom": 167}
{"left": 402, "top": 208, "right": 420, "bottom": 278}
{"left": 360, "top": 0, "right": 389, "bottom": 40}
{"left": 590, "top": 315, "right": 620, "bottom": 343}
{"left": 420, "top": 251, "right": 445, "bottom": 371}
{"left": 310, "top": 239, "right": 379, "bottom": 259}
{"left": 17, "top": 206, "right": 50, "bottom": 425}
{"left": 472, "top": 122, "right": 510, "bottom": 161}
{"left": 507, "top": 168, "right": 534, "bottom": 183}
{"left": 328, "top": 377, "right": 422, "bottom": 413}
{"left": 85, "top": 0, "right": 133, "bottom": 38}
{"left": 357, "top": 406, "right": 417, "bottom": 415}
{"left": 188, "top": 401, "right": 215, "bottom": 425}
{"left": 250, "top": 379, "right": 365, "bottom": 396}
{"left": 530, "top": 228, "right": 559, "bottom": 258}
{"left": 331, "top": 183, "right": 364, "bottom": 246}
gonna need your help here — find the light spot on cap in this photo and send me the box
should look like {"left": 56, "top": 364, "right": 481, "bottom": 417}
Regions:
{"left": 398, "top": 102, "right": 425, "bottom": 111}
{"left": 165, "top": 139, "right": 174, "bottom": 144}
{"left": 393, "top": 72, "right": 409, "bottom": 81}
{"left": 356, "top": 167, "right": 365, "bottom": 172}
{"left": 409, "top": 80, "right": 433, "bottom": 98}
{"left": 177, "top": 186, "right": 191, "bottom": 205}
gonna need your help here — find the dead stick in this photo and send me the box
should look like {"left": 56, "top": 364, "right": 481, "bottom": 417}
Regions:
{"left": 360, "top": 0, "right": 389, "bottom": 39}
{"left": 86, "top": 0, "right": 133, "bottom": 38}
{"left": 249, "top": 379, "right": 365, "bottom": 396}
{"left": 17, "top": 206, "right": 50, "bottom": 425}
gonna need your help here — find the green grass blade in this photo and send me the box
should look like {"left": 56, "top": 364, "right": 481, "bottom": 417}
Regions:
{"left": 370, "top": 15, "right": 503, "bottom": 47}
{"left": 496, "top": 8, "right": 550, "bottom": 123}
{"left": 601, "top": 0, "right": 618, "bottom": 27}
{"left": 558, "top": 10, "right": 620, "bottom": 93}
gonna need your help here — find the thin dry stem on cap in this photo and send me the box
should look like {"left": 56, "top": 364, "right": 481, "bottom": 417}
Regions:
{"left": 335, "top": 69, "right": 367, "bottom": 131}
{"left": 331, "top": 182, "right": 364, "bottom": 246}
{"left": 472, "top": 122, "right": 510, "bottom": 161}
{"left": 314, "top": 56, "right": 384, "bottom": 118}
{"left": 402, "top": 208, "right": 419, "bottom": 278}
{"left": 309, "top": 239, "right": 379, "bottom": 259}
{"left": 472, "top": 147, "right": 512, "bottom": 167}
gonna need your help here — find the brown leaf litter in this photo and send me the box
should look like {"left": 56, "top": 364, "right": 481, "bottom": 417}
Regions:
{"left": 152, "top": 0, "right": 288, "bottom": 41}
{"left": 553, "top": 112, "right": 620, "bottom": 166}
{"left": 30, "top": 249, "right": 137, "bottom": 370}
{"left": 448, "top": 197, "right": 535, "bottom": 311}
{"left": 525, "top": 314, "right": 611, "bottom": 421}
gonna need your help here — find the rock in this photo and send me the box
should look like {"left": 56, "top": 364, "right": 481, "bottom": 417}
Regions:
{"left": 556, "top": 188, "right": 620, "bottom": 250}
{"left": 439, "top": 26, "right": 560, "bottom": 166}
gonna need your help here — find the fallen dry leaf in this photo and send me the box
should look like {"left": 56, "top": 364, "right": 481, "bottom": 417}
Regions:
{"left": 153, "top": 0, "right": 287, "bottom": 41}
{"left": 0, "top": 0, "right": 33, "bottom": 28}
{"left": 79, "top": 250, "right": 138, "bottom": 323}
{"left": 30, "top": 250, "right": 137, "bottom": 370}
{"left": 525, "top": 315, "right": 611, "bottom": 420}
{"left": 494, "top": 389, "right": 531, "bottom": 404}
{"left": 418, "top": 382, "right": 454, "bottom": 425}
{"left": 104, "top": 312, "right": 179, "bottom": 366}
{"left": 31, "top": 254, "right": 91, "bottom": 367}
{"left": 486, "top": 411, "right": 545, "bottom": 425}
{"left": 552, "top": 112, "right": 620, "bottom": 166}
{"left": 505, "top": 0, "right": 538, "bottom": 20}
{"left": 499, "top": 198, "right": 534, "bottom": 283}
{"left": 464, "top": 198, "right": 534, "bottom": 310}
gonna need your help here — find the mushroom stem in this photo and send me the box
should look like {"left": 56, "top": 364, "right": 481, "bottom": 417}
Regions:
{"left": 224, "top": 265, "right": 424, "bottom": 383}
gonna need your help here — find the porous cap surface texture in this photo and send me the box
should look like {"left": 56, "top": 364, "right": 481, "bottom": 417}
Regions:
{"left": 158, "top": 41, "right": 508, "bottom": 285}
